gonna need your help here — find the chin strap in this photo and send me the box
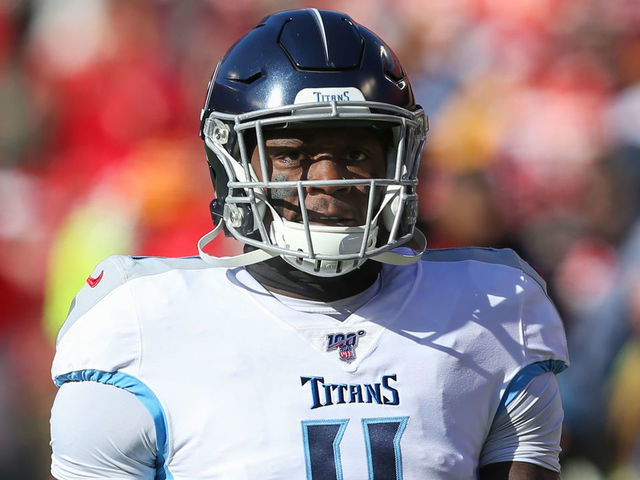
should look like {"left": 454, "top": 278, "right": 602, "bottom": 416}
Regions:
{"left": 198, "top": 221, "right": 277, "bottom": 267}
{"left": 370, "top": 228, "right": 427, "bottom": 266}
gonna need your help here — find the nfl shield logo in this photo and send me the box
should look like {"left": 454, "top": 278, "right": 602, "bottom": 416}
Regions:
{"left": 339, "top": 345, "right": 354, "bottom": 360}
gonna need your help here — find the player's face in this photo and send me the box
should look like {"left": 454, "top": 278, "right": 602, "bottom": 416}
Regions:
{"left": 250, "top": 127, "right": 386, "bottom": 226}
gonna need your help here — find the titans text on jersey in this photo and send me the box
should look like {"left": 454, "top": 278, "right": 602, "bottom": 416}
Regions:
{"left": 301, "top": 374, "right": 400, "bottom": 409}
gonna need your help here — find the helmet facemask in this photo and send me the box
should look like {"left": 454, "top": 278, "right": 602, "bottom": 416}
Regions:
{"left": 199, "top": 97, "right": 427, "bottom": 276}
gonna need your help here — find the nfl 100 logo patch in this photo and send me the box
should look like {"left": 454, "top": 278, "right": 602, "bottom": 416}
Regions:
{"left": 326, "top": 330, "right": 366, "bottom": 362}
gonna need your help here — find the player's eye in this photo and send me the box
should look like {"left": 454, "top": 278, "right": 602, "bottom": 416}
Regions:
{"left": 272, "top": 150, "right": 306, "bottom": 167}
{"left": 345, "top": 149, "right": 368, "bottom": 163}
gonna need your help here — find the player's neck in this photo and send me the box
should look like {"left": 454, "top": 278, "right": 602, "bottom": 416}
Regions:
{"left": 245, "top": 256, "right": 382, "bottom": 301}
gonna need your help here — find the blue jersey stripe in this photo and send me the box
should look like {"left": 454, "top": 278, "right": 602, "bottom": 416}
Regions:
{"left": 496, "top": 359, "right": 567, "bottom": 417}
{"left": 55, "top": 369, "right": 173, "bottom": 480}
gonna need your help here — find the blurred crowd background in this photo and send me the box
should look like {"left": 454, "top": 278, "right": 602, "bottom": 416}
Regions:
{"left": 1, "top": 0, "right": 639, "bottom": 478}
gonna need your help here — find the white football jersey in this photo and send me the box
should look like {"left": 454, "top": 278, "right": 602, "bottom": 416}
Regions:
{"left": 51, "top": 248, "right": 569, "bottom": 479}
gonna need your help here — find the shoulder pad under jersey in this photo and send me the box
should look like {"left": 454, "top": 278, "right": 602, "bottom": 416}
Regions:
{"left": 422, "top": 247, "right": 546, "bottom": 293}
{"left": 422, "top": 247, "right": 568, "bottom": 366}
{"left": 56, "top": 255, "right": 210, "bottom": 345}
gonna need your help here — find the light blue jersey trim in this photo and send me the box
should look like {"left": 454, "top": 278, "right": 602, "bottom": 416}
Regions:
{"left": 496, "top": 360, "right": 567, "bottom": 417}
{"left": 55, "top": 370, "right": 173, "bottom": 480}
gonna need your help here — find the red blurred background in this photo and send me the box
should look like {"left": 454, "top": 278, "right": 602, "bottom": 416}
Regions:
{"left": 1, "top": 0, "right": 639, "bottom": 477}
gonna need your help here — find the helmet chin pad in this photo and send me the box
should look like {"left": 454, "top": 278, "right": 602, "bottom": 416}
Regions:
{"left": 271, "top": 218, "right": 379, "bottom": 276}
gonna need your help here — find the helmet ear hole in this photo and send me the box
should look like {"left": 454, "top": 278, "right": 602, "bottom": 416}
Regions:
{"left": 206, "top": 154, "right": 229, "bottom": 200}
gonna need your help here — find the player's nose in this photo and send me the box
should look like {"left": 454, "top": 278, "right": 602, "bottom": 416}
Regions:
{"left": 306, "top": 155, "right": 351, "bottom": 195}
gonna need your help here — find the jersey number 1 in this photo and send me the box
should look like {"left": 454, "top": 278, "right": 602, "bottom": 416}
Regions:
{"left": 301, "top": 416, "right": 408, "bottom": 480}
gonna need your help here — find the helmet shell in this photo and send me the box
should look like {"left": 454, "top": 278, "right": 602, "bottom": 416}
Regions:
{"left": 200, "top": 9, "right": 417, "bottom": 130}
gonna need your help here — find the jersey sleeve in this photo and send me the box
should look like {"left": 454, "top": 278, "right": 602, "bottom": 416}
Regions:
{"left": 521, "top": 268, "right": 569, "bottom": 367}
{"left": 51, "top": 381, "right": 157, "bottom": 479}
{"left": 52, "top": 255, "right": 141, "bottom": 384}
{"left": 479, "top": 372, "right": 564, "bottom": 471}
{"left": 478, "top": 258, "right": 569, "bottom": 471}
{"left": 51, "top": 255, "right": 173, "bottom": 479}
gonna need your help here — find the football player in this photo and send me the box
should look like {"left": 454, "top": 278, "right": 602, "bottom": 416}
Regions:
{"left": 50, "top": 9, "right": 569, "bottom": 480}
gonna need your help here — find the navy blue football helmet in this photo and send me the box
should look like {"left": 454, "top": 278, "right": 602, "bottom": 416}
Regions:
{"left": 198, "top": 9, "right": 427, "bottom": 276}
